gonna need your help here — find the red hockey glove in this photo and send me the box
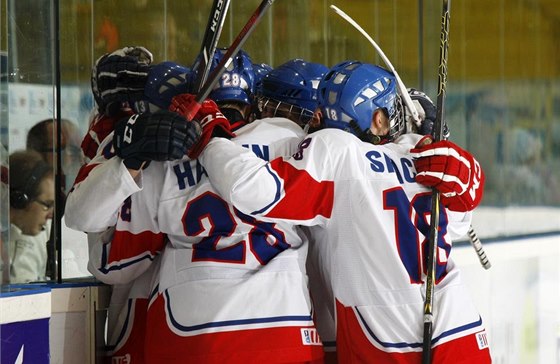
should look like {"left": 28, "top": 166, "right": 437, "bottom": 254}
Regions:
{"left": 410, "top": 136, "right": 485, "bottom": 212}
{"left": 170, "top": 93, "right": 235, "bottom": 159}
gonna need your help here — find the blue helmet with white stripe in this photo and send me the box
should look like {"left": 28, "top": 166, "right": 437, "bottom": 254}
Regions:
{"left": 253, "top": 62, "right": 273, "bottom": 91}
{"left": 134, "top": 61, "right": 191, "bottom": 113}
{"left": 257, "top": 59, "right": 328, "bottom": 127}
{"left": 260, "top": 59, "right": 328, "bottom": 113}
{"left": 192, "top": 47, "right": 256, "bottom": 106}
{"left": 318, "top": 61, "right": 404, "bottom": 143}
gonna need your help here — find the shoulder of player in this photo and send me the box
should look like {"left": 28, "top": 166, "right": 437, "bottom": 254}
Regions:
{"left": 305, "top": 128, "right": 363, "bottom": 152}
{"left": 233, "top": 117, "right": 306, "bottom": 143}
{"left": 237, "top": 117, "right": 304, "bottom": 133}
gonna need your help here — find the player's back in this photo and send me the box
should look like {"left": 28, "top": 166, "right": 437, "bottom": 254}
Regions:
{"left": 146, "top": 116, "right": 324, "bottom": 363}
{"left": 302, "top": 130, "right": 488, "bottom": 362}
{"left": 156, "top": 117, "right": 307, "bottom": 286}
{"left": 200, "top": 127, "right": 490, "bottom": 363}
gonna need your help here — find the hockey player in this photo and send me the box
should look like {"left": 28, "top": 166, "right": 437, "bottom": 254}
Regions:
{"left": 74, "top": 47, "right": 193, "bottom": 363}
{"left": 195, "top": 61, "right": 492, "bottom": 363}
{"left": 243, "top": 57, "right": 446, "bottom": 363}
{"left": 66, "top": 50, "right": 325, "bottom": 363}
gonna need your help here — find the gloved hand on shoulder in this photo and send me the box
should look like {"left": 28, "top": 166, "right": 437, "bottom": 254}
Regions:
{"left": 169, "top": 93, "right": 235, "bottom": 159}
{"left": 410, "top": 136, "right": 485, "bottom": 212}
{"left": 112, "top": 110, "right": 201, "bottom": 170}
{"left": 404, "top": 88, "right": 450, "bottom": 139}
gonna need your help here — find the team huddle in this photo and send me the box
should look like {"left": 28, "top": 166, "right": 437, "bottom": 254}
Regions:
{"left": 65, "top": 46, "right": 491, "bottom": 363}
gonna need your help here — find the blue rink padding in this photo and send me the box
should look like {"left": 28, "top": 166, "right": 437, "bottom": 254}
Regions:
{"left": 1, "top": 318, "right": 50, "bottom": 364}
{"left": 0, "top": 287, "right": 51, "bottom": 364}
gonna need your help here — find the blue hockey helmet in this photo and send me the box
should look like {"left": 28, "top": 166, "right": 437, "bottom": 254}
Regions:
{"left": 191, "top": 47, "right": 256, "bottom": 106}
{"left": 134, "top": 61, "right": 191, "bottom": 113}
{"left": 253, "top": 62, "right": 273, "bottom": 91}
{"left": 260, "top": 59, "right": 328, "bottom": 114}
{"left": 318, "top": 61, "right": 404, "bottom": 144}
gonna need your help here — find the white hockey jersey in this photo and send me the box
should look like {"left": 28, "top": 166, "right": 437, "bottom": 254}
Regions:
{"left": 65, "top": 117, "right": 324, "bottom": 363}
{"left": 199, "top": 129, "right": 492, "bottom": 363}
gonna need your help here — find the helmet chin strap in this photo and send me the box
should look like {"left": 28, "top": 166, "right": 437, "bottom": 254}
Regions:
{"left": 349, "top": 120, "right": 385, "bottom": 145}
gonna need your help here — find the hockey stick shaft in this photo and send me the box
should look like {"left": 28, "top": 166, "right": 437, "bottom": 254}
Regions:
{"left": 192, "top": 0, "right": 232, "bottom": 93}
{"left": 329, "top": 5, "right": 420, "bottom": 125}
{"left": 468, "top": 225, "right": 491, "bottom": 269}
{"left": 422, "top": 2, "right": 450, "bottom": 364}
{"left": 183, "top": 0, "right": 275, "bottom": 121}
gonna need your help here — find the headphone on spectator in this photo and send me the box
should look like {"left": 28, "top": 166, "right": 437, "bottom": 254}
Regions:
{"left": 10, "top": 160, "right": 51, "bottom": 209}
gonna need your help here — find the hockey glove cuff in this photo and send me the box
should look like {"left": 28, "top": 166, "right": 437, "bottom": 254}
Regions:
{"left": 170, "top": 94, "right": 235, "bottom": 159}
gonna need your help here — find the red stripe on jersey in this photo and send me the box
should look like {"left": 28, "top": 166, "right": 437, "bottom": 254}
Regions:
{"left": 72, "top": 163, "right": 99, "bottom": 186}
{"left": 335, "top": 299, "right": 491, "bottom": 363}
{"left": 144, "top": 293, "right": 324, "bottom": 364}
{"left": 108, "top": 229, "right": 165, "bottom": 263}
{"left": 266, "top": 159, "right": 334, "bottom": 220}
{"left": 82, "top": 109, "right": 132, "bottom": 160}
{"left": 110, "top": 298, "right": 148, "bottom": 364}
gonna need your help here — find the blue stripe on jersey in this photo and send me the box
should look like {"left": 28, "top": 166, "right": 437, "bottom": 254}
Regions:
{"left": 431, "top": 316, "right": 484, "bottom": 345}
{"left": 99, "top": 244, "right": 156, "bottom": 274}
{"left": 165, "top": 290, "right": 312, "bottom": 332}
{"left": 107, "top": 299, "right": 134, "bottom": 351}
{"left": 355, "top": 307, "right": 483, "bottom": 349}
{"left": 251, "top": 164, "right": 283, "bottom": 215}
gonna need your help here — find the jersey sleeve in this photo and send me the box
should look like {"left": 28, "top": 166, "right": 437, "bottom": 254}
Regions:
{"left": 65, "top": 134, "right": 143, "bottom": 233}
{"left": 446, "top": 210, "right": 473, "bottom": 240}
{"left": 86, "top": 227, "right": 163, "bottom": 285}
{"left": 81, "top": 109, "right": 133, "bottom": 160}
{"left": 200, "top": 131, "right": 338, "bottom": 226}
{"left": 66, "top": 133, "right": 164, "bottom": 284}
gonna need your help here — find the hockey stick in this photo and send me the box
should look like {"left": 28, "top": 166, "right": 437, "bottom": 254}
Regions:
{"left": 192, "top": 0, "right": 232, "bottom": 93}
{"left": 422, "top": 1, "right": 450, "bottom": 363}
{"left": 182, "top": 0, "right": 275, "bottom": 121}
{"left": 329, "top": 5, "right": 421, "bottom": 126}
{"left": 468, "top": 225, "right": 491, "bottom": 269}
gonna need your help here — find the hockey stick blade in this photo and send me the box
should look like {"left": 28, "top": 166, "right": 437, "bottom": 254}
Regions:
{"left": 192, "top": 0, "right": 232, "bottom": 93}
{"left": 329, "top": 5, "right": 420, "bottom": 126}
{"left": 467, "top": 225, "right": 491, "bottom": 269}
{"left": 183, "top": 0, "right": 275, "bottom": 121}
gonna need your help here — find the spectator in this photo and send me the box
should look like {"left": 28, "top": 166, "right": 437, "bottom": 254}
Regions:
{"left": 27, "top": 118, "right": 86, "bottom": 194}
{"left": 8, "top": 150, "right": 54, "bottom": 283}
